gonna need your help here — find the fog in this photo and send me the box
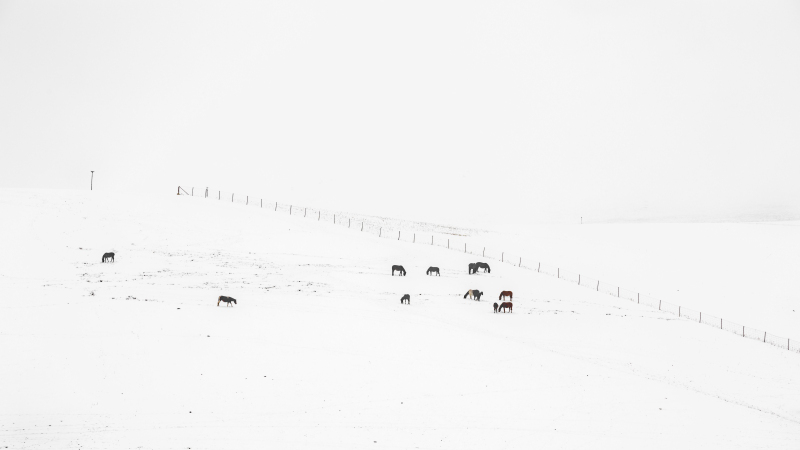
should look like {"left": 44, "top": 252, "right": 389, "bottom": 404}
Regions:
{"left": 1, "top": 0, "right": 799, "bottom": 231}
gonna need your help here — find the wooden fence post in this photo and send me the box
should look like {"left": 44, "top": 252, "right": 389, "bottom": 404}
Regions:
{"left": 557, "top": 268, "right": 559, "bottom": 278}
{"left": 413, "top": 233, "right": 415, "bottom": 243}
{"left": 218, "top": 191, "right": 220, "bottom": 200}
{"left": 638, "top": 293, "right": 640, "bottom": 304}
{"left": 361, "top": 223, "right": 363, "bottom": 231}
{"left": 246, "top": 196, "right": 248, "bottom": 205}
{"left": 519, "top": 257, "right": 521, "bottom": 267}
{"left": 380, "top": 227, "right": 382, "bottom": 237}
{"left": 275, "top": 202, "right": 277, "bottom": 211}
{"left": 349, "top": 219, "right": 351, "bottom": 227}
{"left": 679, "top": 306, "right": 681, "bottom": 317}
{"left": 398, "top": 231, "right": 400, "bottom": 240}
{"left": 191, "top": 187, "right": 194, "bottom": 196}
{"left": 596, "top": 280, "right": 599, "bottom": 291}
{"left": 578, "top": 274, "right": 580, "bottom": 284}
{"left": 764, "top": 331, "right": 767, "bottom": 342}
{"left": 699, "top": 311, "right": 701, "bottom": 322}
{"left": 305, "top": 208, "right": 307, "bottom": 217}
{"left": 483, "top": 247, "right": 485, "bottom": 257}
{"left": 290, "top": 205, "right": 292, "bottom": 214}
{"left": 232, "top": 193, "right": 234, "bottom": 202}
{"left": 261, "top": 199, "right": 263, "bottom": 208}
{"left": 538, "top": 262, "right": 541, "bottom": 273}
{"left": 502, "top": 252, "right": 504, "bottom": 262}
{"left": 617, "top": 287, "right": 619, "bottom": 297}
{"left": 742, "top": 326, "right": 745, "bottom": 337}
{"left": 464, "top": 243, "right": 466, "bottom": 253}
{"left": 720, "top": 318, "right": 722, "bottom": 329}
{"left": 659, "top": 300, "right": 661, "bottom": 310}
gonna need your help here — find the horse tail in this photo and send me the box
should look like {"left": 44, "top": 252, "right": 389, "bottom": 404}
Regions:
{"left": 464, "top": 291, "right": 469, "bottom": 299}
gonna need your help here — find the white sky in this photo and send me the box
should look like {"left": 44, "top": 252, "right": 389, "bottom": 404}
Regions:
{"left": 1, "top": 1, "right": 799, "bottom": 229}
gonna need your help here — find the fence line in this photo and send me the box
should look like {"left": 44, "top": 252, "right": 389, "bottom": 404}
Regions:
{"left": 177, "top": 186, "right": 799, "bottom": 355}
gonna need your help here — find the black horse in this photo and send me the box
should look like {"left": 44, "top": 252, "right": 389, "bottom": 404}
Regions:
{"left": 426, "top": 267, "right": 440, "bottom": 276}
{"left": 102, "top": 252, "right": 115, "bottom": 263}
{"left": 476, "top": 262, "right": 490, "bottom": 273}
{"left": 392, "top": 265, "right": 407, "bottom": 276}
{"left": 218, "top": 296, "right": 237, "bottom": 307}
{"left": 400, "top": 294, "right": 410, "bottom": 304}
{"left": 468, "top": 263, "right": 478, "bottom": 274}
{"left": 493, "top": 302, "right": 499, "bottom": 313}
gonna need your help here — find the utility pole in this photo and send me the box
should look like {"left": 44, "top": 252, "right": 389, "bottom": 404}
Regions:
{"left": 90, "top": 171, "right": 94, "bottom": 190}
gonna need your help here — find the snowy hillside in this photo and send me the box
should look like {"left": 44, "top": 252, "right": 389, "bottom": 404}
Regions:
{"left": 2, "top": 189, "right": 800, "bottom": 449}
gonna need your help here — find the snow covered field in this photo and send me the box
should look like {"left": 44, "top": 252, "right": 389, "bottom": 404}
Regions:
{"left": 2, "top": 189, "right": 800, "bottom": 449}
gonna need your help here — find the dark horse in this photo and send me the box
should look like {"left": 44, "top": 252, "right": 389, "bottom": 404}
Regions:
{"left": 468, "top": 263, "right": 478, "bottom": 274}
{"left": 426, "top": 267, "right": 440, "bottom": 276}
{"left": 400, "top": 294, "right": 410, "bottom": 304}
{"left": 499, "top": 291, "right": 513, "bottom": 301}
{"left": 476, "top": 262, "right": 490, "bottom": 273}
{"left": 218, "top": 296, "right": 237, "bottom": 307}
{"left": 493, "top": 302, "right": 499, "bottom": 313}
{"left": 392, "top": 265, "right": 407, "bottom": 276}
{"left": 498, "top": 302, "right": 513, "bottom": 313}
{"left": 464, "top": 290, "right": 483, "bottom": 301}
{"left": 102, "top": 252, "right": 115, "bottom": 263}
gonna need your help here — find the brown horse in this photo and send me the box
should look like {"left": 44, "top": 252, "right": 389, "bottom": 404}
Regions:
{"left": 498, "top": 291, "right": 513, "bottom": 301}
{"left": 498, "top": 302, "right": 513, "bottom": 313}
{"left": 400, "top": 294, "right": 410, "bottom": 304}
{"left": 493, "top": 302, "right": 499, "bottom": 313}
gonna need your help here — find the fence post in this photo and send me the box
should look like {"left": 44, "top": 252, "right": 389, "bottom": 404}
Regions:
{"left": 596, "top": 280, "right": 599, "bottom": 291}
{"left": 699, "top": 311, "right": 701, "bottom": 322}
{"left": 318, "top": 211, "right": 320, "bottom": 220}
{"left": 464, "top": 243, "right": 466, "bottom": 253}
{"left": 177, "top": 186, "right": 181, "bottom": 195}
{"left": 502, "top": 252, "right": 504, "bottom": 262}
{"left": 789, "top": 339, "right": 791, "bottom": 350}
{"left": 261, "top": 199, "right": 263, "bottom": 208}
{"left": 192, "top": 187, "right": 194, "bottom": 196}
{"left": 275, "top": 202, "right": 277, "bottom": 211}
{"left": 232, "top": 193, "right": 234, "bottom": 202}
{"left": 398, "top": 231, "right": 400, "bottom": 240}
{"left": 617, "top": 287, "right": 619, "bottom": 297}
{"left": 659, "top": 300, "right": 661, "bottom": 310}
{"left": 290, "top": 205, "right": 292, "bottom": 214}
{"left": 413, "top": 233, "right": 415, "bottom": 243}
{"left": 483, "top": 247, "right": 485, "bottom": 257}
{"left": 721, "top": 318, "right": 722, "bottom": 329}
{"left": 361, "top": 223, "right": 363, "bottom": 231}
{"left": 557, "top": 268, "right": 559, "bottom": 278}
{"left": 638, "top": 293, "right": 640, "bottom": 304}
{"left": 742, "top": 326, "right": 745, "bottom": 337}
{"left": 679, "top": 306, "right": 681, "bottom": 317}
{"left": 218, "top": 191, "right": 220, "bottom": 200}
{"left": 380, "top": 227, "right": 382, "bottom": 237}
{"left": 246, "top": 195, "right": 248, "bottom": 205}
{"left": 305, "top": 208, "right": 307, "bottom": 217}
{"left": 349, "top": 219, "right": 351, "bottom": 228}
{"left": 764, "top": 331, "right": 767, "bottom": 342}
{"left": 519, "top": 257, "right": 521, "bottom": 267}
{"left": 578, "top": 274, "right": 580, "bottom": 284}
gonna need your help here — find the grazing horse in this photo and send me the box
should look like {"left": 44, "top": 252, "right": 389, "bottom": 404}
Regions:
{"left": 493, "top": 302, "right": 499, "bottom": 313}
{"left": 102, "top": 252, "right": 115, "bottom": 263}
{"left": 476, "top": 262, "right": 490, "bottom": 273}
{"left": 468, "top": 263, "right": 478, "bottom": 274}
{"left": 392, "top": 265, "right": 407, "bottom": 276}
{"left": 498, "top": 302, "right": 513, "bottom": 313}
{"left": 499, "top": 291, "right": 513, "bottom": 301}
{"left": 426, "top": 267, "right": 440, "bottom": 276}
{"left": 400, "top": 294, "right": 410, "bottom": 304}
{"left": 217, "top": 296, "right": 237, "bottom": 307}
{"left": 463, "top": 290, "right": 483, "bottom": 301}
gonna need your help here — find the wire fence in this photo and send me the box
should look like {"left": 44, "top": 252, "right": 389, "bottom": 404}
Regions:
{"left": 178, "top": 185, "right": 800, "bottom": 355}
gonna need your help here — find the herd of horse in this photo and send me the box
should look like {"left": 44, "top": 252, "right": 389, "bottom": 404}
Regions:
{"left": 395, "top": 262, "right": 514, "bottom": 313}
{"left": 100, "top": 253, "right": 512, "bottom": 312}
